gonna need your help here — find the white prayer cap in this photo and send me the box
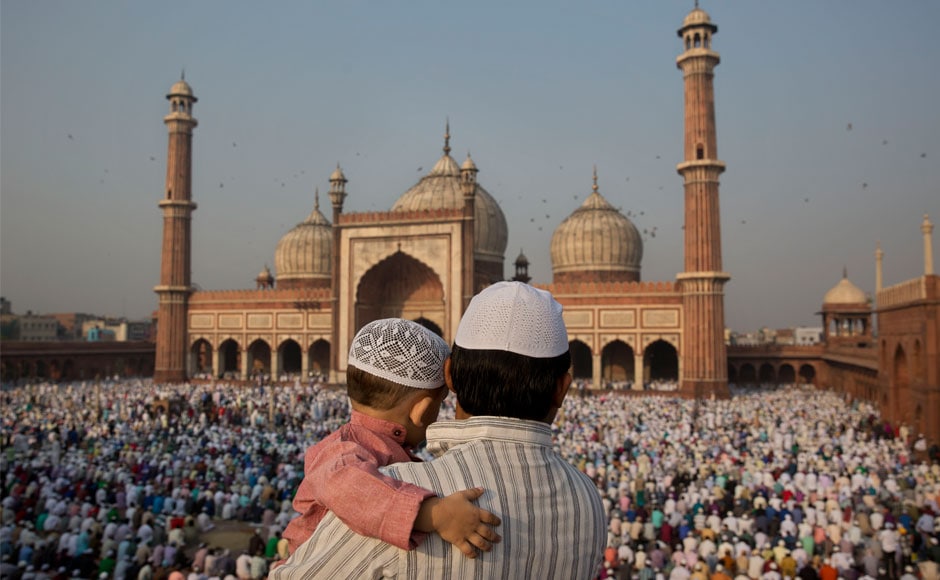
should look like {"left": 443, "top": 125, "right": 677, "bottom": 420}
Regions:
{"left": 348, "top": 318, "right": 450, "bottom": 389}
{"left": 456, "top": 281, "right": 568, "bottom": 358}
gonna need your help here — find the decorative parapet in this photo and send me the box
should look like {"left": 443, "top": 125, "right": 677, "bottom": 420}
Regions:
{"left": 191, "top": 287, "right": 331, "bottom": 304}
{"left": 877, "top": 277, "right": 926, "bottom": 309}
{"left": 537, "top": 280, "right": 678, "bottom": 296}
{"left": 728, "top": 344, "right": 826, "bottom": 358}
{"left": 338, "top": 208, "right": 464, "bottom": 225}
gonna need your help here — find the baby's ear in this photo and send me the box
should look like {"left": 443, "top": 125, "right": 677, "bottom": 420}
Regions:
{"left": 408, "top": 391, "right": 437, "bottom": 428}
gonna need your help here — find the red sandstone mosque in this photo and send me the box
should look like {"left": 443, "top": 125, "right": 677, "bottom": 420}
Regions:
{"left": 149, "top": 6, "right": 938, "bottom": 441}
{"left": 154, "top": 6, "right": 730, "bottom": 398}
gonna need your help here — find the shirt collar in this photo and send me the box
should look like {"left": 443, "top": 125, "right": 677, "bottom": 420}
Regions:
{"left": 350, "top": 410, "right": 408, "bottom": 446}
{"left": 424, "top": 416, "right": 553, "bottom": 457}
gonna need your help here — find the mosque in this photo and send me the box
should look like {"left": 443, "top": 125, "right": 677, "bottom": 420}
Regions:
{"left": 154, "top": 5, "right": 730, "bottom": 398}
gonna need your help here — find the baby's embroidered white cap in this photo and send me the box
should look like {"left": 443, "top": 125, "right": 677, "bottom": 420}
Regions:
{"left": 348, "top": 318, "right": 450, "bottom": 389}
{"left": 455, "top": 281, "right": 568, "bottom": 358}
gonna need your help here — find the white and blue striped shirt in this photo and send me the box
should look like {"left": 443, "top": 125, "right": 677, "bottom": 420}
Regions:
{"left": 273, "top": 416, "right": 606, "bottom": 579}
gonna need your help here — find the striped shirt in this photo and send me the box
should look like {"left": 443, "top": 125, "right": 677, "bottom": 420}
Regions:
{"left": 272, "top": 416, "right": 607, "bottom": 580}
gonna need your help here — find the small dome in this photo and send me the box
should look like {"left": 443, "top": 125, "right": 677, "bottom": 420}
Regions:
{"left": 514, "top": 249, "right": 529, "bottom": 267}
{"left": 391, "top": 146, "right": 507, "bottom": 264}
{"left": 274, "top": 192, "right": 332, "bottom": 289}
{"left": 461, "top": 154, "right": 478, "bottom": 172}
{"left": 257, "top": 265, "right": 273, "bottom": 281}
{"left": 330, "top": 165, "right": 346, "bottom": 182}
{"left": 683, "top": 7, "right": 712, "bottom": 28}
{"left": 167, "top": 79, "right": 194, "bottom": 98}
{"left": 551, "top": 173, "right": 643, "bottom": 283}
{"left": 823, "top": 274, "right": 867, "bottom": 305}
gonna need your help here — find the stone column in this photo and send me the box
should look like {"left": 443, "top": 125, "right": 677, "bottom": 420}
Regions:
{"left": 923, "top": 214, "right": 934, "bottom": 275}
{"left": 270, "top": 347, "right": 280, "bottom": 382}
{"left": 211, "top": 347, "right": 220, "bottom": 379}
{"left": 592, "top": 352, "right": 602, "bottom": 390}
{"left": 634, "top": 352, "right": 644, "bottom": 390}
{"left": 240, "top": 349, "right": 249, "bottom": 381}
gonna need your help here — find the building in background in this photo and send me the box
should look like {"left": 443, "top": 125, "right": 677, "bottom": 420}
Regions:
{"left": 728, "top": 214, "right": 938, "bottom": 443}
{"left": 157, "top": 6, "right": 731, "bottom": 397}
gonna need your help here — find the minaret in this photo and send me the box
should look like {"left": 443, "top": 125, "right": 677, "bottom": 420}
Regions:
{"left": 154, "top": 75, "right": 198, "bottom": 383}
{"left": 875, "top": 242, "right": 884, "bottom": 294}
{"left": 675, "top": 5, "right": 731, "bottom": 398}
{"left": 460, "top": 146, "right": 478, "bottom": 307}
{"left": 328, "top": 164, "right": 347, "bottom": 383}
{"left": 923, "top": 214, "right": 934, "bottom": 276}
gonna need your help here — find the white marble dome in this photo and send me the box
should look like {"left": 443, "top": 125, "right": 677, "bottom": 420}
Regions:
{"left": 391, "top": 145, "right": 507, "bottom": 264}
{"left": 823, "top": 274, "right": 867, "bottom": 305}
{"left": 551, "top": 174, "right": 643, "bottom": 282}
{"left": 274, "top": 192, "right": 332, "bottom": 288}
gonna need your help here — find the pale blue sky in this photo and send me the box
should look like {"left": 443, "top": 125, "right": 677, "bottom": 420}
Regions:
{"left": 2, "top": 1, "right": 937, "bottom": 331}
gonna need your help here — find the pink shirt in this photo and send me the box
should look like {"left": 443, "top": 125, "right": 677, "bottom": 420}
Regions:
{"left": 281, "top": 411, "right": 434, "bottom": 554}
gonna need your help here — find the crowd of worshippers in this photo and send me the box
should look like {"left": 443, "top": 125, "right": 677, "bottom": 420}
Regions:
{"left": 2, "top": 376, "right": 939, "bottom": 579}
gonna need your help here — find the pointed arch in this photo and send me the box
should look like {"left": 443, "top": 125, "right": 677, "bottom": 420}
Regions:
{"left": 570, "top": 340, "right": 593, "bottom": 380}
{"left": 739, "top": 363, "right": 756, "bottom": 384}
{"left": 356, "top": 251, "right": 445, "bottom": 333}
{"left": 278, "top": 339, "right": 303, "bottom": 376}
{"left": 191, "top": 339, "right": 213, "bottom": 376}
{"left": 758, "top": 363, "right": 776, "bottom": 384}
{"left": 601, "top": 340, "right": 635, "bottom": 386}
{"left": 218, "top": 339, "right": 240, "bottom": 378}
{"left": 727, "top": 363, "right": 738, "bottom": 384}
{"left": 309, "top": 339, "right": 330, "bottom": 378}
{"left": 247, "top": 339, "right": 271, "bottom": 375}
{"left": 778, "top": 364, "right": 796, "bottom": 385}
{"left": 643, "top": 339, "right": 678, "bottom": 384}
{"left": 798, "top": 364, "right": 816, "bottom": 385}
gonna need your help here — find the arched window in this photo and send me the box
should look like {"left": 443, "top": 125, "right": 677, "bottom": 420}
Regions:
{"left": 686, "top": 36, "right": 692, "bottom": 50}
{"left": 704, "top": 34, "right": 710, "bottom": 48}
{"left": 694, "top": 33, "right": 701, "bottom": 48}
{"left": 696, "top": 145, "right": 704, "bottom": 160}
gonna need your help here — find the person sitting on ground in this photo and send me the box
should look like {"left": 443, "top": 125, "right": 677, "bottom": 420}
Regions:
{"left": 280, "top": 318, "right": 501, "bottom": 560}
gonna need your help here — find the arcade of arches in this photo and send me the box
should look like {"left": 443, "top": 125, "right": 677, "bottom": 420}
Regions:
{"left": 189, "top": 337, "right": 331, "bottom": 380}
{"left": 571, "top": 338, "right": 678, "bottom": 389}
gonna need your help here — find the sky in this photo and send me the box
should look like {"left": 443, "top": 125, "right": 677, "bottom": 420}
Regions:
{"left": 1, "top": 1, "right": 938, "bottom": 332}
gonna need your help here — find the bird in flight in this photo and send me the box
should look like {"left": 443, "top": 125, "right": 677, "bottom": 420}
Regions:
{"left": 847, "top": 123, "right": 853, "bottom": 131}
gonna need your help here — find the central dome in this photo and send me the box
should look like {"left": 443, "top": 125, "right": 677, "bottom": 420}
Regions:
{"left": 390, "top": 133, "right": 508, "bottom": 265}
{"left": 551, "top": 171, "right": 643, "bottom": 283}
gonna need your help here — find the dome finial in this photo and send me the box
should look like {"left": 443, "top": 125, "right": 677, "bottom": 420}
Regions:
{"left": 592, "top": 165, "right": 599, "bottom": 193}
{"left": 181, "top": 68, "right": 185, "bottom": 81}
{"left": 843, "top": 265, "right": 848, "bottom": 279}
{"left": 314, "top": 187, "right": 320, "bottom": 211}
{"left": 443, "top": 118, "right": 451, "bottom": 155}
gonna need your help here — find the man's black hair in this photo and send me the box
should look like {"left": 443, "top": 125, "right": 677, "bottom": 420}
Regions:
{"left": 449, "top": 344, "right": 570, "bottom": 421}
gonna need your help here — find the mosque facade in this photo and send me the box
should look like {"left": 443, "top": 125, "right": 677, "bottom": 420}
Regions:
{"left": 154, "top": 7, "right": 731, "bottom": 398}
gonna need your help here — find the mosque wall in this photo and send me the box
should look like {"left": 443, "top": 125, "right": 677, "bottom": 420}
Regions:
{"left": 876, "top": 274, "right": 940, "bottom": 445}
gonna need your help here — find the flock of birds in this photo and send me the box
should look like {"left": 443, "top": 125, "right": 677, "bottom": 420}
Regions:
{"left": 66, "top": 120, "right": 928, "bottom": 244}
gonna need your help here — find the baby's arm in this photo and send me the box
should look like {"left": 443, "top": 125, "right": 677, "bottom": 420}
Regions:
{"left": 310, "top": 441, "right": 500, "bottom": 554}
{"left": 308, "top": 439, "right": 435, "bottom": 550}
{"left": 413, "top": 488, "right": 502, "bottom": 558}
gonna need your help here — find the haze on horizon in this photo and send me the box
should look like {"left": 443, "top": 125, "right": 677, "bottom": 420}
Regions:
{"left": 1, "top": 1, "right": 938, "bottom": 333}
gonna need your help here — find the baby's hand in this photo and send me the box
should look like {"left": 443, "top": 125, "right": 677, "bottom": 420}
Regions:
{"left": 433, "top": 488, "right": 502, "bottom": 558}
